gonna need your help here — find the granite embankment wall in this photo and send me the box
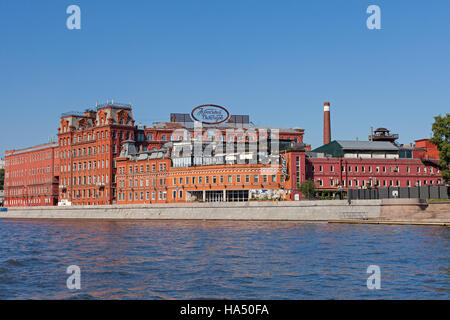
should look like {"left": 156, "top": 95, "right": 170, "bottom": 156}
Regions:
{"left": 0, "top": 199, "right": 448, "bottom": 221}
{"left": 1, "top": 200, "right": 381, "bottom": 221}
{"left": 380, "top": 199, "right": 450, "bottom": 220}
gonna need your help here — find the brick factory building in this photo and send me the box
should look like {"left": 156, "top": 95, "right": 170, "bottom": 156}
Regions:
{"left": 3, "top": 142, "right": 59, "bottom": 207}
{"left": 2, "top": 101, "right": 445, "bottom": 207}
{"left": 309, "top": 140, "right": 443, "bottom": 191}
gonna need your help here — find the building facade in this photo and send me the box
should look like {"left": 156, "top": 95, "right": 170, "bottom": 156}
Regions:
{"left": 3, "top": 142, "right": 59, "bottom": 207}
{"left": 2, "top": 102, "right": 445, "bottom": 206}
{"left": 56, "top": 104, "right": 137, "bottom": 206}
{"left": 114, "top": 140, "right": 306, "bottom": 204}
{"left": 309, "top": 140, "right": 443, "bottom": 191}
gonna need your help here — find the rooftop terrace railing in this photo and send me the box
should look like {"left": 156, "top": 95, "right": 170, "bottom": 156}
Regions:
{"left": 96, "top": 102, "right": 132, "bottom": 110}
{"left": 61, "top": 111, "right": 86, "bottom": 117}
{"left": 61, "top": 103, "right": 132, "bottom": 118}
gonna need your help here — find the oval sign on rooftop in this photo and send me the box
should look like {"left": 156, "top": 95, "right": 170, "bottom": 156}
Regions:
{"left": 191, "top": 104, "right": 230, "bottom": 125}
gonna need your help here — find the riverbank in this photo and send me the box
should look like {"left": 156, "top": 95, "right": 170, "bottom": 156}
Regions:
{"left": 1, "top": 199, "right": 449, "bottom": 225}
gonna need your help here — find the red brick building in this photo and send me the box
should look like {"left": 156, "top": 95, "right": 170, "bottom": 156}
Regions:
{"left": 2, "top": 101, "right": 445, "bottom": 206}
{"left": 3, "top": 142, "right": 59, "bottom": 207}
{"left": 309, "top": 140, "right": 443, "bottom": 191}
{"left": 57, "top": 104, "right": 137, "bottom": 206}
{"left": 114, "top": 140, "right": 305, "bottom": 203}
{"left": 414, "top": 139, "right": 440, "bottom": 160}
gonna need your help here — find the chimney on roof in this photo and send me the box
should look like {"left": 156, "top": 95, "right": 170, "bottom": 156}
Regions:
{"left": 323, "top": 102, "right": 331, "bottom": 145}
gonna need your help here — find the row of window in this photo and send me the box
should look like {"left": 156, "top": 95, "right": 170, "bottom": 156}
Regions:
{"left": 5, "top": 177, "right": 53, "bottom": 187}
{"left": 5, "top": 151, "right": 53, "bottom": 166}
{"left": 312, "top": 164, "right": 439, "bottom": 174}
{"left": 316, "top": 178, "right": 441, "bottom": 187}
{"left": 118, "top": 163, "right": 167, "bottom": 174}
{"left": 59, "top": 144, "right": 111, "bottom": 160}
{"left": 61, "top": 189, "right": 109, "bottom": 199}
{"left": 118, "top": 190, "right": 183, "bottom": 202}
{"left": 4, "top": 198, "right": 54, "bottom": 206}
{"left": 5, "top": 166, "right": 52, "bottom": 178}
{"left": 118, "top": 174, "right": 280, "bottom": 189}
{"left": 4, "top": 186, "right": 51, "bottom": 196}
{"left": 60, "top": 130, "right": 111, "bottom": 145}
{"left": 60, "top": 174, "right": 109, "bottom": 187}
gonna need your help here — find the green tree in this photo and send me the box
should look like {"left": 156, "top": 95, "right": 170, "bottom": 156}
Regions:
{"left": 0, "top": 168, "right": 4, "bottom": 190}
{"left": 429, "top": 113, "right": 450, "bottom": 184}
{"left": 298, "top": 180, "right": 316, "bottom": 200}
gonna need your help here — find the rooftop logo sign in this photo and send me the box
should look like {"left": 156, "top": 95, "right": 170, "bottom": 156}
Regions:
{"left": 191, "top": 104, "right": 230, "bottom": 125}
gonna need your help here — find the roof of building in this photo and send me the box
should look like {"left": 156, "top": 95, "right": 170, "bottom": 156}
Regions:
{"left": 5, "top": 142, "right": 59, "bottom": 156}
{"left": 335, "top": 140, "right": 399, "bottom": 151}
{"left": 312, "top": 140, "right": 400, "bottom": 158}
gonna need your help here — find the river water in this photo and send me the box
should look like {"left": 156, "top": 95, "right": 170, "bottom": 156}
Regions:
{"left": 0, "top": 219, "right": 448, "bottom": 299}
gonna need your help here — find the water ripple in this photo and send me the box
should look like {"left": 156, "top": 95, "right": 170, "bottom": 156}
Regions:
{"left": 0, "top": 219, "right": 448, "bottom": 299}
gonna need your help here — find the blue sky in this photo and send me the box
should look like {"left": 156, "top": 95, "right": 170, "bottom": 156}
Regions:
{"left": 0, "top": 0, "right": 449, "bottom": 156}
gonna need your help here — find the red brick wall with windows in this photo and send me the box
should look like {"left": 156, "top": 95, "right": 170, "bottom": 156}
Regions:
{"left": 115, "top": 157, "right": 288, "bottom": 204}
{"left": 4, "top": 143, "right": 59, "bottom": 207}
{"left": 307, "top": 157, "right": 443, "bottom": 189}
{"left": 414, "top": 139, "right": 440, "bottom": 160}
{"left": 57, "top": 106, "right": 137, "bottom": 206}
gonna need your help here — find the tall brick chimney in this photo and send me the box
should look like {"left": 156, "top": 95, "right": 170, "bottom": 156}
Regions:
{"left": 323, "top": 102, "right": 331, "bottom": 145}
